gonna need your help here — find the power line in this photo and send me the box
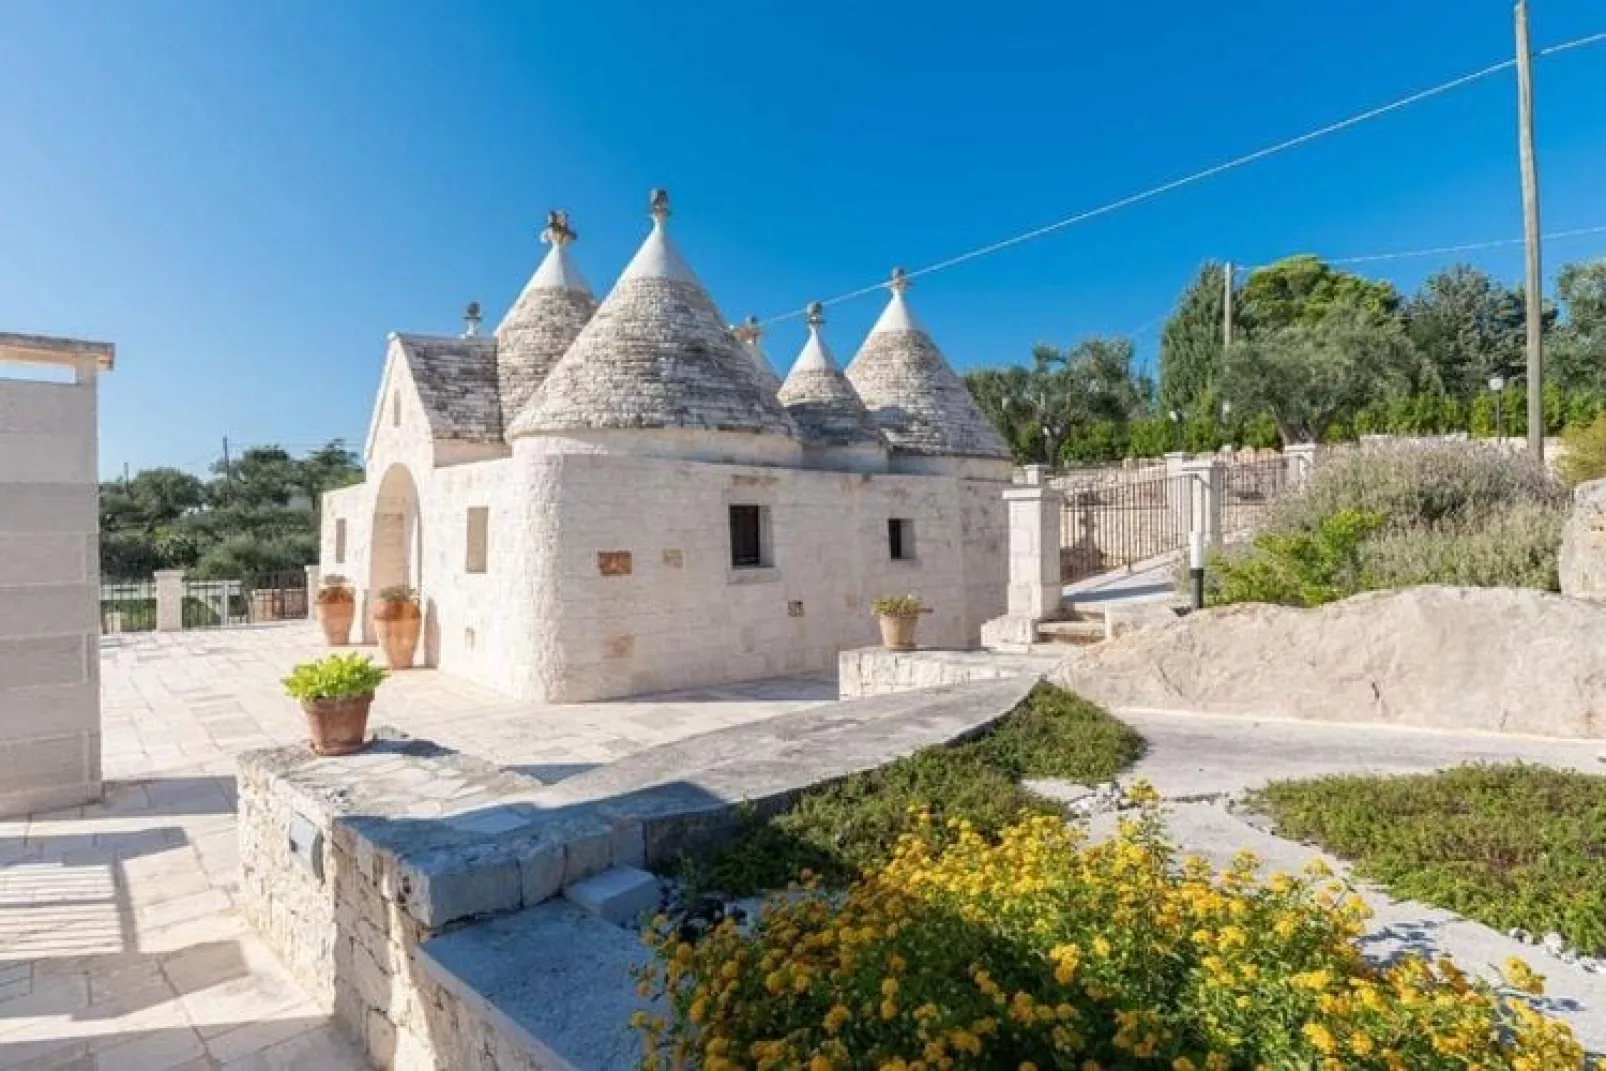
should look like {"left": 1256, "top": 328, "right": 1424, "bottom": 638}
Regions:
{"left": 761, "top": 29, "right": 1606, "bottom": 325}
{"left": 1324, "top": 223, "right": 1606, "bottom": 266}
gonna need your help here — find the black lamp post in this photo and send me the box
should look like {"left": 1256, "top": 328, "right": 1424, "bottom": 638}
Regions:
{"left": 1489, "top": 375, "right": 1506, "bottom": 441}
{"left": 1169, "top": 410, "right": 1183, "bottom": 452}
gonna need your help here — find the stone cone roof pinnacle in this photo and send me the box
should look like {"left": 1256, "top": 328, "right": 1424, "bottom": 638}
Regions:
{"left": 510, "top": 190, "right": 797, "bottom": 440}
{"left": 496, "top": 211, "right": 598, "bottom": 426}
{"left": 778, "top": 303, "right": 884, "bottom": 448}
{"left": 844, "top": 270, "right": 1011, "bottom": 460}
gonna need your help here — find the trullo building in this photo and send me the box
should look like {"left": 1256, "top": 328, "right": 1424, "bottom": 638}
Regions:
{"left": 320, "top": 191, "right": 1012, "bottom": 701}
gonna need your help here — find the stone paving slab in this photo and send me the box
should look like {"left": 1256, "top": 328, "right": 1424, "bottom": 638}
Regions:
{"left": 1112, "top": 706, "right": 1606, "bottom": 799}
{"left": 417, "top": 901, "right": 653, "bottom": 1071}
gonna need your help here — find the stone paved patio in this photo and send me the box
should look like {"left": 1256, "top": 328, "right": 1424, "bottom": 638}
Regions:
{"left": 1, "top": 623, "right": 833, "bottom": 1070}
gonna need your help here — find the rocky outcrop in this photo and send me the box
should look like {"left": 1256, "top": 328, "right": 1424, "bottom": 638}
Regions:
{"left": 1559, "top": 477, "right": 1606, "bottom": 602}
{"left": 1052, "top": 586, "right": 1606, "bottom": 738}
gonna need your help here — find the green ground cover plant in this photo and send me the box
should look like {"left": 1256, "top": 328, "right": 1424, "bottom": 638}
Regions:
{"left": 1249, "top": 763, "right": 1606, "bottom": 956}
{"left": 678, "top": 684, "right": 1145, "bottom": 896}
{"left": 1209, "top": 443, "right": 1569, "bottom": 606}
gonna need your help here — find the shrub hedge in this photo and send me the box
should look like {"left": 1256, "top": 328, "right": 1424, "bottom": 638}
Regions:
{"left": 638, "top": 807, "right": 1587, "bottom": 1069}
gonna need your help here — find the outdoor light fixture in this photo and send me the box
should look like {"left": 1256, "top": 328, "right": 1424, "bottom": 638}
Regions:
{"left": 1489, "top": 375, "right": 1507, "bottom": 441}
{"left": 1188, "top": 528, "right": 1207, "bottom": 612}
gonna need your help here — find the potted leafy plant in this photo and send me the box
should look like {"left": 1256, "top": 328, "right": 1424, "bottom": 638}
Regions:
{"left": 372, "top": 585, "right": 422, "bottom": 669}
{"left": 282, "top": 652, "right": 387, "bottom": 755}
{"left": 315, "top": 575, "right": 357, "bottom": 646}
{"left": 872, "top": 593, "right": 928, "bottom": 651}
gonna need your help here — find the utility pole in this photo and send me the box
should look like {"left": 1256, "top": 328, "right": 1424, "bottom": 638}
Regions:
{"left": 1515, "top": 0, "right": 1545, "bottom": 461}
{"left": 222, "top": 436, "right": 232, "bottom": 491}
{"left": 1222, "top": 261, "right": 1234, "bottom": 350}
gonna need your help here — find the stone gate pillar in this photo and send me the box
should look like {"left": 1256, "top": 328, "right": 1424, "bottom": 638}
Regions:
{"left": 155, "top": 569, "right": 185, "bottom": 631}
{"left": 980, "top": 465, "right": 1063, "bottom": 651}
{"left": 1166, "top": 454, "right": 1224, "bottom": 548}
{"left": 1284, "top": 442, "right": 1318, "bottom": 490}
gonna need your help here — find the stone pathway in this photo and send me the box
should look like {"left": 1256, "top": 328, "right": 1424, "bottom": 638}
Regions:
{"left": 1090, "top": 707, "right": 1606, "bottom": 1053}
{"left": 2, "top": 623, "right": 833, "bottom": 1070}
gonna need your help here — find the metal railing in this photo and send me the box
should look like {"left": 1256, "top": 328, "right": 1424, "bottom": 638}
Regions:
{"left": 181, "top": 570, "right": 310, "bottom": 629}
{"left": 1222, "top": 456, "right": 1290, "bottom": 535}
{"left": 1059, "top": 473, "right": 1195, "bottom": 583}
{"left": 100, "top": 578, "right": 156, "bottom": 634}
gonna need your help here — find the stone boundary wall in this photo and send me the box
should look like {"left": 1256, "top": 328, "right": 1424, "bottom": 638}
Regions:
{"left": 838, "top": 646, "right": 1058, "bottom": 698}
{"left": 239, "top": 678, "right": 1040, "bottom": 1069}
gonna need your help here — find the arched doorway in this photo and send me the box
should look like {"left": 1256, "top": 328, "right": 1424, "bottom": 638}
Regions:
{"left": 367, "top": 463, "right": 423, "bottom": 646}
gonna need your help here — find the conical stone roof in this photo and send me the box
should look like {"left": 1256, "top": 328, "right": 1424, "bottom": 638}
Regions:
{"left": 845, "top": 269, "right": 1011, "bottom": 460}
{"left": 510, "top": 191, "right": 797, "bottom": 441}
{"left": 732, "top": 315, "right": 784, "bottom": 396}
{"left": 778, "top": 303, "right": 884, "bottom": 448}
{"left": 496, "top": 211, "right": 597, "bottom": 423}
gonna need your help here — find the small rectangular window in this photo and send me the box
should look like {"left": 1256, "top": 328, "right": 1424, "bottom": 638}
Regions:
{"left": 465, "top": 507, "right": 489, "bottom": 574}
{"left": 888, "top": 518, "right": 916, "bottom": 561}
{"left": 335, "top": 519, "right": 348, "bottom": 564}
{"left": 729, "top": 505, "right": 769, "bottom": 569}
{"left": 392, "top": 390, "right": 402, "bottom": 426}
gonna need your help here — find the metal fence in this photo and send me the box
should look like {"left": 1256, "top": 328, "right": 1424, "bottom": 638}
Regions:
{"left": 100, "top": 578, "right": 157, "bottom": 633}
{"left": 1222, "top": 456, "right": 1290, "bottom": 535}
{"left": 181, "top": 570, "right": 309, "bottom": 629}
{"left": 1059, "top": 473, "right": 1195, "bottom": 583}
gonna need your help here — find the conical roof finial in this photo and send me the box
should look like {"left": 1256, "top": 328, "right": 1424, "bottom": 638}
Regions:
{"left": 540, "top": 210, "right": 577, "bottom": 248}
{"left": 649, "top": 188, "right": 671, "bottom": 225}
{"left": 889, "top": 267, "right": 911, "bottom": 295}
{"left": 732, "top": 314, "right": 763, "bottom": 347}
{"left": 806, "top": 301, "right": 825, "bottom": 329}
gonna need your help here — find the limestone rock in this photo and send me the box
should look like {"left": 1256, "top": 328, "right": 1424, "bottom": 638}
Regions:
{"left": 1052, "top": 586, "right": 1606, "bottom": 739}
{"left": 1559, "top": 477, "right": 1606, "bottom": 601}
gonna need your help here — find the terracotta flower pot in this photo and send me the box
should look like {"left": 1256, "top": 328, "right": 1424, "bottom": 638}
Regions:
{"left": 878, "top": 614, "right": 919, "bottom": 651}
{"left": 374, "top": 604, "right": 422, "bottom": 669}
{"left": 318, "top": 600, "right": 355, "bottom": 646}
{"left": 302, "top": 694, "right": 373, "bottom": 756}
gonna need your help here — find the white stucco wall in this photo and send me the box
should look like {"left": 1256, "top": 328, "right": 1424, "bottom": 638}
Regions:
{"left": 0, "top": 359, "right": 103, "bottom": 817}
{"left": 506, "top": 444, "right": 1006, "bottom": 701}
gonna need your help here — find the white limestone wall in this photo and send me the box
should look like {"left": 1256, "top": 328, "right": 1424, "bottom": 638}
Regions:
{"left": 0, "top": 368, "right": 102, "bottom": 817}
{"left": 418, "top": 458, "right": 536, "bottom": 693}
{"left": 514, "top": 445, "right": 1007, "bottom": 702}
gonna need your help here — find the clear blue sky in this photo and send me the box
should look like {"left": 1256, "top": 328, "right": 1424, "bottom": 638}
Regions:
{"left": 2, "top": 0, "right": 1603, "bottom": 476}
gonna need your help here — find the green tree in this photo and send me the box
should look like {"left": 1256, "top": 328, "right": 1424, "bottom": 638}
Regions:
{"left": 1240, "top": 255, "right": 1401, "bottom": 333}
{"left": 1404, "top": 265, "right": 1526, "bottom": 396}
{"left": 99, "top": 440, "right": 361, "bottom": 578}
{"left": 1220, "top": 308, "right": 1418, "bottom": 444}
{"left": 1550, "top": 260, "right": 1606, "bottom": 392}
{"left": 1158, "top": 262, "right": 1234, "bottom": 415}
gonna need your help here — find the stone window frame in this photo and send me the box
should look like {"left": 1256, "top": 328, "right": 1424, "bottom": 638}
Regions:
{"left": 726, "top": 495, "right": 778, "bottom": 584}
{"left": 888, "top": 517, "right": 917, "bottom": 563}
{"left": 465, "top": 507, "right": 489, "bottom": 574}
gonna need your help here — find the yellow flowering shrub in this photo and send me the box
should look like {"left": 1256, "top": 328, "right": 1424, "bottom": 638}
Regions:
{"left": 636, "top": 807, "right": 1587, "bottom": 1069}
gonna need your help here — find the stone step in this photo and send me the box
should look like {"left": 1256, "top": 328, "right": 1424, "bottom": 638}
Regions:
{"left": 1035, "top": 619, "right": 1107, "bottom": 645}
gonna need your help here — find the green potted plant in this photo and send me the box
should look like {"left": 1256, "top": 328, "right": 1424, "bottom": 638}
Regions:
{"left": 373, "top": 585, "right": 422, "bottom": 669}
{"left": 872, "top": 593, "right": 928, "bottom": 651}
{"left": 315, "top": 574, "right": 357, "bottom": 646}
{"left": 282, "top": 652, "right": 387, "bottom": 755}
